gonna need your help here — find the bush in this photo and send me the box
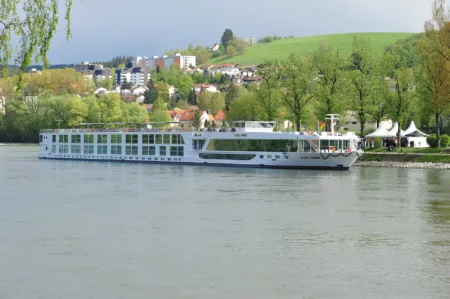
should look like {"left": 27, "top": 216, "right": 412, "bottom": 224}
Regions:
{"left": 441, "top": 134, "right": 450, "bottom": 147}
{"left": 374, "top": 137, "right": 382, "bottom": 148}
{"left": 427, "top": 134, "right": 438, "bottom": 148}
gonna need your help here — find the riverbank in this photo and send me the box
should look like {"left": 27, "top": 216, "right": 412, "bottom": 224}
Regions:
{"left": 356, "top": 152, "right": 450, "bottom": 169}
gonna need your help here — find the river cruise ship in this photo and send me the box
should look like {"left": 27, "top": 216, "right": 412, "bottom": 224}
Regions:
{"left": 38, "top": 116, "right": 363, "bottom": 170}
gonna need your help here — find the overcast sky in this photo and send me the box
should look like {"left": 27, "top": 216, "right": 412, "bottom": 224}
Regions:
{"left": 46, "top": 0, "right": 434, "bottom": 64}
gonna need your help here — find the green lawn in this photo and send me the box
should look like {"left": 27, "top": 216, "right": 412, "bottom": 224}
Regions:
{"left": 363, "top": 147, "right": 447, "bottom": 154}
{"left": 209, "top": 32, "right": 416, "bottom": 66}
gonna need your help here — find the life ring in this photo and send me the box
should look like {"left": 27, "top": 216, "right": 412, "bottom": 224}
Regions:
{"left": 328, "top": 146, "right": 336, "bottom": 152}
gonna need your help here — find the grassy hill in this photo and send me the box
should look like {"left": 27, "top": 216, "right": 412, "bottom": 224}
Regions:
{"left": 209, "top": 32, "right": 416, "bottom": 65}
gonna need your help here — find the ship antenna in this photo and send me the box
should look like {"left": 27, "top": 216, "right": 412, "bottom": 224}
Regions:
{"left": 325, "top": 114, "right": 340, "bottom": 136}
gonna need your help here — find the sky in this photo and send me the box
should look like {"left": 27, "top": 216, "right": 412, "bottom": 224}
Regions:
{"left": 45, "top": 0, "right": 435, "bottom": 64}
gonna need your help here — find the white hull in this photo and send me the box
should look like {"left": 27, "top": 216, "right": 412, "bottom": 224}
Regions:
{"left": 38, "top": 128, "right": 362, "bottom": 170}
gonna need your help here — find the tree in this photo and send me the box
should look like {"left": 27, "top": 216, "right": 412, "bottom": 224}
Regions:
{"left": 382, "top": 50, "right": 417, "bottom": 147}
{"left": 417, "top": 0, "right": 450, "bottom": 147}
{"left": 255, "top": 61, "right": 282, "bottom": 120}
{"left": 226, "top": 46, "right": 236, "bottom": 58}
{"left": 236, "top": 39, "right": 248, "bottom": 55}
{"left": 347, "top": 37, "right": 379, "bottom": 138}
{"left": 187, "top": 88, "right": 198, "bottom": 105}
{"left": 227, "top": 91, "right": 261, "bottom": 121}
{"left": 192, "top": 110, "right": 201, "bottom": 130}
{"left": 280, "top": 54, "right": 315, "bottom": 132}
{"left": 177, "top": 74, "right": 194, "bottom": 99}
{"left": 197, "top": 91, "right": 225, "bottom": 115}
{"left": 312, "top": 42, "right": 349, "bottom": 119}
{"left": 121, "top": 79, "right": 133, "bottom": 90}
{"left": 0, "top": 0, "right": 74, "bottom": 89}
{"left": 225, "top": 83, "right": 240, "bottom": 111}
{"left": 221, "top": 28, "right": 234, "bottom": 50}
{"left": 156, "top": 81, "right": 170, "bottom": 102}
{"left": 144, "top": 78, "right": 158, "bottom": 104}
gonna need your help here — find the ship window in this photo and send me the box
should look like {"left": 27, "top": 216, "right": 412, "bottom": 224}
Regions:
{"left": 126, "top": 134, "right": 138, "bottom": 144}
{"left": 84, "top": 135, "right": 94, "bottom": 144}
{"left": 52, "top": 135, "right": 56, "bottom": 143}
{"left": 160, "top": 146, "right": 167, "bottom": 156}
{"left": 59, "top": 135, "right": 68, "bottom": 143}
{"left": 97, "top": 145, "right": 108, "bottom": 155}
{"left": 142, "top": 134, "right": 155, "bottom": 144}
{"left": 126, "top": 146, "right": 138, "bottom": 155}
{"left": 71, "top": 135, "right": 81, "bottom": 143}
{"left": 111, "top": 134, "right": 122, "bottom": 144}
{"left": 170, "top": 146, "right": 184, "bottom": 156}
{"left": 156, "top": 135, "right": 162, "bottom": 144}
{"left": 199, "top": 153, "right": 256, "bottom": 160}
{"left": 163, "top": 134, "right": 170, "bottom": 144}
{"left": 84, "top": 145, "right": 94, "bottom": 154}
{"left": 142, "top": 146, "right": 156, "bottom": 156}
{"left": 111, "top": 145, "right": 122, "bottom": 155}
{"left": 52, "top": 145, "right": 56, "bottom": 153}
{"left": 71, "top": 145, "right": 81, "bottom": 154}
{"left": 97, "top": 135, "right": 108, "bottom": 144}
{"left": 206, "top": 139, "right": 297, "bottom": 152}
{"left": 59, "top": 145, "right": 69, "bottom": 153}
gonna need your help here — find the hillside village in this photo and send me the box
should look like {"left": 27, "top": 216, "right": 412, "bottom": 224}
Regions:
{"left": 72, "top": 53, "right": 259, "bottom": 128}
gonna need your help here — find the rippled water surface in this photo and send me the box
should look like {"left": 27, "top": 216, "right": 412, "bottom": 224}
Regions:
{"left": 1, "top": 145, "right": 450, "bottom": 299}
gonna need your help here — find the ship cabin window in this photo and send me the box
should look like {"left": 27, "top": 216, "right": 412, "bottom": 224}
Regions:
{"left": 142, "top": 134, "right": 155, "bottom": 144}
{"left": 163, "top": 134, "right": 170, "bottom": 144}
{"left": 97, "top": 145, "right": 108, "bottom": 155}
{"left": 160, "top": 146, "right": 167, "bottom": 156}
{"left": 97, "top": 135, "right": 108, "bottom": 144}
{"left": 52, "top": 135, "right": 56, "bottom": 143}
{"left": 156, "top": 135, "right": 163, "bottom": 144}
{"left": 142, "top": 146, "right": 156, "bottom": 156}
{"left": 199, "top": 153, "right": 256, "bottom": 160}
{"left": 52, "top": 145, "right": 57, "bottom": 153}
{"left": 170, "top": 146, "right": 184, "bottom": 157}
{"left": 171, "top": 134, "right": 184, "bottom": 145}
{"left": 111, "top": 145, "right": 122, "bottom": 155}
{"left": 59, "top": 135, "right": 68, "bottom": 143}
{"left": 206, "top": 139, "right": 298, "bottom": 153}
{"left": 84, "top": 145, "right": 94, "bottom": 154}
{"left": 59, "top": 144, "right": 69, "bottom": 153}
{"left": 126, "top": 134, "right": 138, "bottom": 144}
{"left": 111, "top": 134, "right": 122, "bottom": 144}
{"left": 84, "top": 135, "right": 94, "bottom": 144}
{"left": 126, "top": 146, "right": 138, "bottom": 155}
{"left": 71, "top": 135, "right": 81, "bottom": 143}
{"left": 71, "top": 145, "right": 81, "bottom": 154}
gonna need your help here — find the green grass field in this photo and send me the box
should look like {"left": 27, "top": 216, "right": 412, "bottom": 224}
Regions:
{"left": 209, "top": 32, "right": 416, "bottom": 65}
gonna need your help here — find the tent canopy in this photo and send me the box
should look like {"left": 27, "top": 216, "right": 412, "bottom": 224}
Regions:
{"left": 366, "top": 126, "right": 391, "bottom": 138}
{"left": 404, "top": 121, "right": 428, "bottom": 137}
{"left": 366, "top": 121, "right": 428, "bottom": 138}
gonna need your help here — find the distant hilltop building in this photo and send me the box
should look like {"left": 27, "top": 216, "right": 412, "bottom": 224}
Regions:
{"left": 145, "top": 53, "right": 196, "bottom": 70}
{"left": 75, "top": 62, "right": 113, "bottom": 81}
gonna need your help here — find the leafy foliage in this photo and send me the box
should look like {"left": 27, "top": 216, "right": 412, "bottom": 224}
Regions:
{"left": 0, "top": 0, "right": 74, "bottom": 89}
{"left": 221, "top": 29, "right": 234, "bottom": 50}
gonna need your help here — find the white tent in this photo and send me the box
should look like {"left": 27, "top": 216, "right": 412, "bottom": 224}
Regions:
{"left": 404, "top": 121, "right": 428, "bottom": 137}
{"left": 386, "top": 122, "right": 405, "bottom": 137}
{"left": 366, "top": 126, "right": 391, "bottom": 138}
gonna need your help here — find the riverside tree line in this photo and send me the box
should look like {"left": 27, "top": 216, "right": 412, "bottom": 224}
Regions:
{"left": 2, "top": 1, "right": 450, "bottom": 147}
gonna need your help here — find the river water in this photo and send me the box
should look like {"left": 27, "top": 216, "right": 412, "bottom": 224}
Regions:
{"left": 1, "top": 145, "right": 450, "bottom": 299}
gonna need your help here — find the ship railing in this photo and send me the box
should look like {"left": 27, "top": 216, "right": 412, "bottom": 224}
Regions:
{"left": 40, "top": 128, "right": 192, "bottom": 134}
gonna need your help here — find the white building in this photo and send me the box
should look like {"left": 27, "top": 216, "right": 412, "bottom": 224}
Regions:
{"left": 165, "top": 53, "right": 197, "bottom": 69}
{"left": 119, "top": 67, "right": 150, "bottom": 87}
{"left": 219, "top": 66, "right": 240, "bottom": 77}
{"left": 194, "top": 84, "right": 218, "bottom": 93}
